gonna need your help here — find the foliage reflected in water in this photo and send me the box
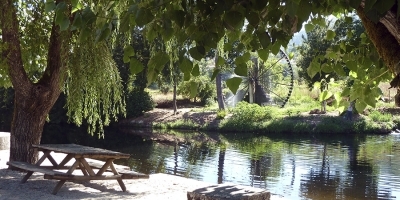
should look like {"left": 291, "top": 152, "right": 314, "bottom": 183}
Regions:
{"left": 41, "top": 125, "right": 400, "bottom": 200}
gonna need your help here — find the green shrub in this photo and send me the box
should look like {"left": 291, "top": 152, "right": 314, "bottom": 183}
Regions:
{"left": 231, "top": 102, "right": 274, "bottom": 121}
{"left": 125, "top": 88, "right": 154, "bottom": 118}
{"left": 368, "top": 110, "right": 392, "bottom": 122}
{"left": 219, "top": 102, "right": 277, "bottom": 131}
{"left": 153, "top": 119, "right": 199, "bottom": 130}
{"left": 178, "top": 75, "right": 216, "bottom": 106}
{"left": 216, "top": 109, "right": 227, "bottom": 119}
{"left": 265, "top": 119, "right": 311, "bottom": 134}
{"left": 314, "top": 117, "right": 352, "bottom": 134}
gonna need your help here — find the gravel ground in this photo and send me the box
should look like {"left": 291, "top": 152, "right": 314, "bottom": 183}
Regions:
{"left": 0, "top": 150, "right": 282, "bottom": 200}
{"left": 0, "top": 150, "right": 213, "bottom": 200}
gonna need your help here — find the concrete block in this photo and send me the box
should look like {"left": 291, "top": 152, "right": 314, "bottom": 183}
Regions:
{"left": 0, "top": 132, "right": 10, "bottom": 150}
{"left": 187, "top": 184, "right": 270, "bottom": 200}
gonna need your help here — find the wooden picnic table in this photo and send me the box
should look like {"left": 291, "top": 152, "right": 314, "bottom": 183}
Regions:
{"left": 7, "top": 144, "right": 149, "bottom": 195}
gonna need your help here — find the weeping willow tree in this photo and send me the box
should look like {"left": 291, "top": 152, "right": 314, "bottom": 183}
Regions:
{"left": 66, "top": 38, "right": 125, "bottom": 136}
{"left": 0, "top": 0, "right": 125, "bottom": 164}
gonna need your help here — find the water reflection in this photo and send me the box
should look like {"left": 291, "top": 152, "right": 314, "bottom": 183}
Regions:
{"left": 41, "top": 125, "right": 400, "bottom": 199}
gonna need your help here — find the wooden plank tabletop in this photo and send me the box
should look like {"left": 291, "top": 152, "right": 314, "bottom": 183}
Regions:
{"left": 32, "top": 144, "right": 130, "bottom": 159}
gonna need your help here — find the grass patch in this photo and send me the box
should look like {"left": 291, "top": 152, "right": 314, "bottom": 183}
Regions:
{"left": 153, "top": 119, "right": 200, "bottom": 130}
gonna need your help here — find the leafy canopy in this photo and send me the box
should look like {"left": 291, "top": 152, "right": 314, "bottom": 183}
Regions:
{"left": 2, "top": 0, "right": 400, "bottom": 127}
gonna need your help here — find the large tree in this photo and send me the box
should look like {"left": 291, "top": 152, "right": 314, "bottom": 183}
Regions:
{"left": 0, "top": 0, "right": 125, "bottom": 164}
{"left": 2, "top": 0, "right": 400, "bottom": 164}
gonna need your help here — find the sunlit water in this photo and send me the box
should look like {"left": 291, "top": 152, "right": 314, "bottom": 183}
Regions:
{"left": 42, "top": 127, "right": 400, "bottom": 200}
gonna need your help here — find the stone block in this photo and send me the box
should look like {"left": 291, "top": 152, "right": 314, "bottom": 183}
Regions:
{"left": 187, "top": 184, "right": 270, "bottom": 200}
{"left": 0, "top": 132, "right": 10, "bottom": 150}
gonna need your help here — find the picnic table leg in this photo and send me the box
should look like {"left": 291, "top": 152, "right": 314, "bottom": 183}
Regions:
{"left": 21, "top": 150, "right": 52, "bottom": 183}
{"left": 52, "top": 159, "right": 80, "bottom": 195}
{"left": 58, "top": 154, "right": 74, "bottom": 168}
{"left": 109, "top": 160, "right": 126, "bottom": 192}
{"left": 77, "top": 158, "right": 95, "bottom": 176}
{"left": 20, "top": 172, "right": 33, "bottom": 183}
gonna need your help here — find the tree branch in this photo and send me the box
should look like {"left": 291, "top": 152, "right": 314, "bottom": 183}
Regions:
{"left": 1, "top": 0, "right": 31, "bottom": 96}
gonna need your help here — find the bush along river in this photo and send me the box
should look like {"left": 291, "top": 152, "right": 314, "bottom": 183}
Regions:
{"left": 42, "top": 124, "right": 400, "bottom": 199}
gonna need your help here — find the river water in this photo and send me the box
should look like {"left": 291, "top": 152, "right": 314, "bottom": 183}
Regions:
{"left": 42, "top": 126, "right": 400, "bottom": 199}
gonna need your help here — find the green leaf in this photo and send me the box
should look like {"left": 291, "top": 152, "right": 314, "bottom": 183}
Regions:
{"left": 257, "top": 48, "right": 269, "bottom": 61}
{"left": 326, "top": 30, "right": 336, "bottom": 40}
{"left": 286, "top": 1, "right": 298, "bottom": 17}
{"left": 56, "top": 14, "right": 70, "bottom": 31}
{"left": 45, "top": 0, "right": 56, "bottom": 12}
{"left": 78, "top": 27, "right": 91, "bottom": 42}
{"left": 297, "top": 1, "right": 312, "bottom": 21}
{"left": 95, "top": 27, "right": 111, "bottom": 42}
{"left": 136, "top": 8, "right": 154, "bottom": 27}
{"left": 355, "top": 100, "right": 367, "bottom": 112}
{"left": 234, "top": 64, "right": 248, "bottom": 76}
{"left": 289, "top": 52, "right": 294, "bottom": 59}
{"left": 246, "top": 11, "right": 260, "bottom": 27}
{"left": 346, "top": 61, "right": 358, "bottom": 71}
{"left": 82, "top": 7, "right": 96, "bottom": 25}
{"left": 342, "top": 87, "right": 350, "bottom": 97}
{"left": 148, "top": 52, "right": 169, "bottom": 71}
{"left": 224, "top": 11, "right": 244, "bottom": 30}
{"left": 191, "top": 64, "right": 200, "bottom": 76}
{"left": 304, "top": 23, "right": 314, "bottom": 32}
{"left": 211, "top": 69, "right": 221, "bottom": 81}
{"left": 216, "top": 56, "right": 225, "bottom": 67}
{"left": 129, "top": 58, "right": 144, "bottom": 74}
{"left": 257, "top": 31, "right": 271, "bottom": 49}
{"left": 190, "top": 82, "right": 197, "bottom": 98}
{"left": 267, "top": 8, "right": 283, "bottom": 25}
{"left": 119, "top": 12, "right": 131, "bottom": 32}
{"left": 313, "top": 82, "right": 321, "bottom": 90}
{"left": 55, "top": 1, "right": 67, "bottom": 12}
{"left": 171, "top": 10, "right": 185, "bottom": 28}
{"left": 374, "top": 0, "right": 395, "bottom": 14}
{"left": 334, "top": 92, "right": 342, "bottom": 107}
{"left": 364, "top": 0, "right": 378, "bottom": 12}
{"left": 333, "top": 63, "right": 347, "bottom": 76}
{"left": 71, "top": 0, "right": 83, "bottom": 12}
{"left": 71, "top": 14, "right": 83, "bottom": 30}
{"left": 349, "top": 0, "right": 362, "bottom": 9}
{"left": 179, "top": 57, "right": 193, "bottom": 73}
{"left": 270, "top": 42, "right": 281, "bottom": 55}
{"left": 307, "top": 61, "right": 320, "bottom": 78}
{"left": 123, "top": 45, "right": 135, "bottom": 63}
{"left": 184, "top": 72, "right": 191, "bottom": 81}
{"left": 189, "top": 46, "right": 205, "bottom": 60}
{"left": 398, "top": 0, "right": 400, "bottom": 18}
{"left": 224, "top": 43, "right": 233, "bottom": 51}
{"left": 321, "top": 63, "right": 333, "bottom": 73}
{"left": 319, "top": 90, "right": 333, "bottom": 102}
{"left": 235, "top": 52, "right": 250, "bottom": 65}
{"left": 226, "top": 77, "right": 242, "bottom": 94}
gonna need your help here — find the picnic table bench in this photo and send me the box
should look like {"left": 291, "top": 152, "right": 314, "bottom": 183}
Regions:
{"left": 7, "top": 144, "right": 149, "bottom": 195}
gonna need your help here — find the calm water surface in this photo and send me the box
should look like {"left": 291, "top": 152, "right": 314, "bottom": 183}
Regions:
{"left": 42, "top": 127, "right": 400, "bottom": 199}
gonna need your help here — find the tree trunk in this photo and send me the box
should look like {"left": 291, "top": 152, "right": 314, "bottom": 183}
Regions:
{"left": 395, "top": 89, "right": 400, "bottom": 107}
{"left": 1, "top": 0, "right": 67, "bottom": 164}
{"left": 10, "top": 85, "right": 60, "bottom": 163}
{"left": 356, "top": 7, "right": 400, "bottom": 74}
{"left": 173, "top": 78, "right": 178, "bottom": 114}
{"left": 216, "top": 73, "right": 225, "bottom": 110}
{"left": 215, "top": 52, "right": 225, "bottom": 110}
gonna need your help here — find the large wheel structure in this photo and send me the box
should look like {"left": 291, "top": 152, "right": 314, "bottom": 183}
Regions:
{"left": 223, "top": 49, "right": 294, "bottom": 108}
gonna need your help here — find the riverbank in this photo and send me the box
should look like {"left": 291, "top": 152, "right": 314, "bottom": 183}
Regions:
{"left": 119, "top": 107, "right": 400, "bottom": 136}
